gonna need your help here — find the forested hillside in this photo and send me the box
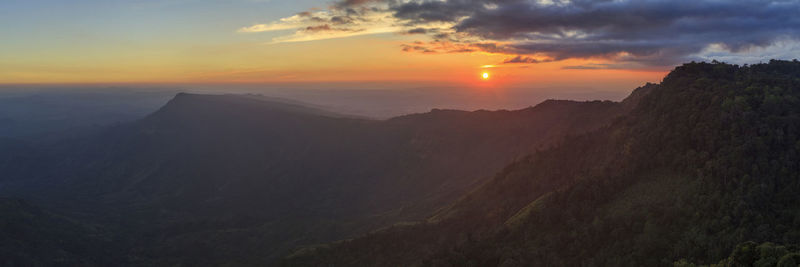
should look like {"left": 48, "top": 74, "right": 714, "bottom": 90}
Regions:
{"left": 0, "top": 91, "right": 625, "bottom": 265}
{"left": 284, "top": 60, "right": 800, "bottom": 266}
{"left": 0, "top": 198, "right": 124, "bottom": 266}
{"left": 676, "top": 241, "right": 800, "bottom": 267}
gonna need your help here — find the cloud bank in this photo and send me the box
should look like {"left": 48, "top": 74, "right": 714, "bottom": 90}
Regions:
{"left": 240, "top": 0, "right": 800, "bottom": 68}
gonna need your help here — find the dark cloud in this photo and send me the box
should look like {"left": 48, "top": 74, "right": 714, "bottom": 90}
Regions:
{"left": 338, "top": 0, "right": 374, "bottom": 6}
{"left": 406, "top": 28, "right": 428, "bottom": 34}
{"left": 330, "top": 16, "right": 355, "bottom": 25}
{"left": 335, "top": 0, "right": 382, "bottom": 9}
{"left": 399, "top": 40, "right": 506, "bottom": 54}
{"left": 503, "top": 56, "right": 551, "bottom": 64}
{"left": 470, "top": 42, "right": 512, "bottom": 54}
{"left": 309, "top": 16, "right": 327, "bottom": 23}
{"left": 562, "top": 63, "right": 644, "bottom": 70}
{"left": 432, "top": 32, "right": 450, "bottom": 40}
{"left": 305, "top": 24, "right": 333, "bottom": 32}
{"left": 305, "top": 24, "right": 357, "bottom": 32}
{"left": 384, "top": 0, "right": 800, "bottom": 66}
{"left": 401, "top": 44, "right": 437, "bottom": 53}
{"left": 393, "top": 1, "right": 478, "bottom": 23}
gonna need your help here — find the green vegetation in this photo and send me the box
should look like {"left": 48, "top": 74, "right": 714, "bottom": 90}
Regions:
{"left": 676, "top": 242, "right": 800, "bottom": 267}
{"left": 0, "top": 198, "right": 122, "bottom": 266}
{"left": 3, "top": 60, "right": 800, "bottom": 266}
{"left": 0, "top": 91, "right": 624, "bottom": 265}
{"left": 284, "top": 60, "right": 800, "bottom": 266}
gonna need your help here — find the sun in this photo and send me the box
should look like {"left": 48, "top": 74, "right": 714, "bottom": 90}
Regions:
{"left": 482, "top": 72, "right": 490, "bottom": 80}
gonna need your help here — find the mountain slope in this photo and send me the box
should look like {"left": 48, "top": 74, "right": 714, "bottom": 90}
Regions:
{"left": 0, "top": 92, "right": 628, "bottom": 265}
{"left": 0, "top": 198, "right": 124, "bottom": 266}
{"left": 0, "top": 90, "right": 172, "bottom": 139}
{"left": 283, "top": 60, "right": 800, "bottom": 266}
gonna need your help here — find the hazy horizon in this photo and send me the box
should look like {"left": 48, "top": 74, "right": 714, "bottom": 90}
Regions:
{"left": 3, "top": 1, "right": 800, "bottom": 266}
{"left": 0, "top": 80, "right": 648, "bottom": 119}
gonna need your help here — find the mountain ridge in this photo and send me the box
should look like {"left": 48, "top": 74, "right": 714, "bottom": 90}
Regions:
{"left": 282, "top": 60, "right": 800, "bottom": 266}
{"left": 0, "top": 88, "right": 634, "bottom": 265}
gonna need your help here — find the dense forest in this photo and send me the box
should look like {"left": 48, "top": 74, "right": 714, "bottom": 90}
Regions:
{"left": 676, "top": 241, "right": 800, "bottom": 267}
{"left": 0, "top": 198, "right": 124, "bottom": 265}
{"left": 2, "top": 60, "right": 799, "bottom": 266}
{"left": 283, "top": 60, "right": 800, "bottom": 266}
{"left": 0, "top": 90, "right": 625, "bottom": 265}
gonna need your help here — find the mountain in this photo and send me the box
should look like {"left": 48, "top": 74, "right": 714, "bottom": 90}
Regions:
{"left": 282, "top": 60, "right": 800, "bottom": 266}
{"left": 0, "top": 198, "right": 124, "bottom": 266}
{"left": 676, "top": 241, "right": 800, "bottom": 267}
{"left": 0, "top": 90, "right": 173, "bottom": 139}
{"left": 0, "top": 92, "right": 627, "bottom": 265}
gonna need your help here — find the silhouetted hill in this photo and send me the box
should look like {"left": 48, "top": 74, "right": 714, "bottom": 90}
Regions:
{"left": 0, "top": 91, "right": 628, "bottom": 265}
{"left": 283, "top": 60, "right": 800, "bottom": 266}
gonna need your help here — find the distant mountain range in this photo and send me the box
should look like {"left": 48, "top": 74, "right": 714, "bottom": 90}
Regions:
{"left": 0, "top": 90, "right": 173, "bottom": 139}
{"left": 0, "top": 86, "right": 631, "bottom": 265}
{"left": 283, "top": 60, "right": 800, "bottom": 266}
{"left": 3, "top": 60, "right": 799, "bottom": 266}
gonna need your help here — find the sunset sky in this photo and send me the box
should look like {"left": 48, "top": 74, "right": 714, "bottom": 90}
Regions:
{"left": 2, "top": 0, "right": 799, "bottom": 91}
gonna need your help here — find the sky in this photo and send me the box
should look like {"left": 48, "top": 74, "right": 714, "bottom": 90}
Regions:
{"left": 1, "top": 0, "right": 799, "bottom": 93}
